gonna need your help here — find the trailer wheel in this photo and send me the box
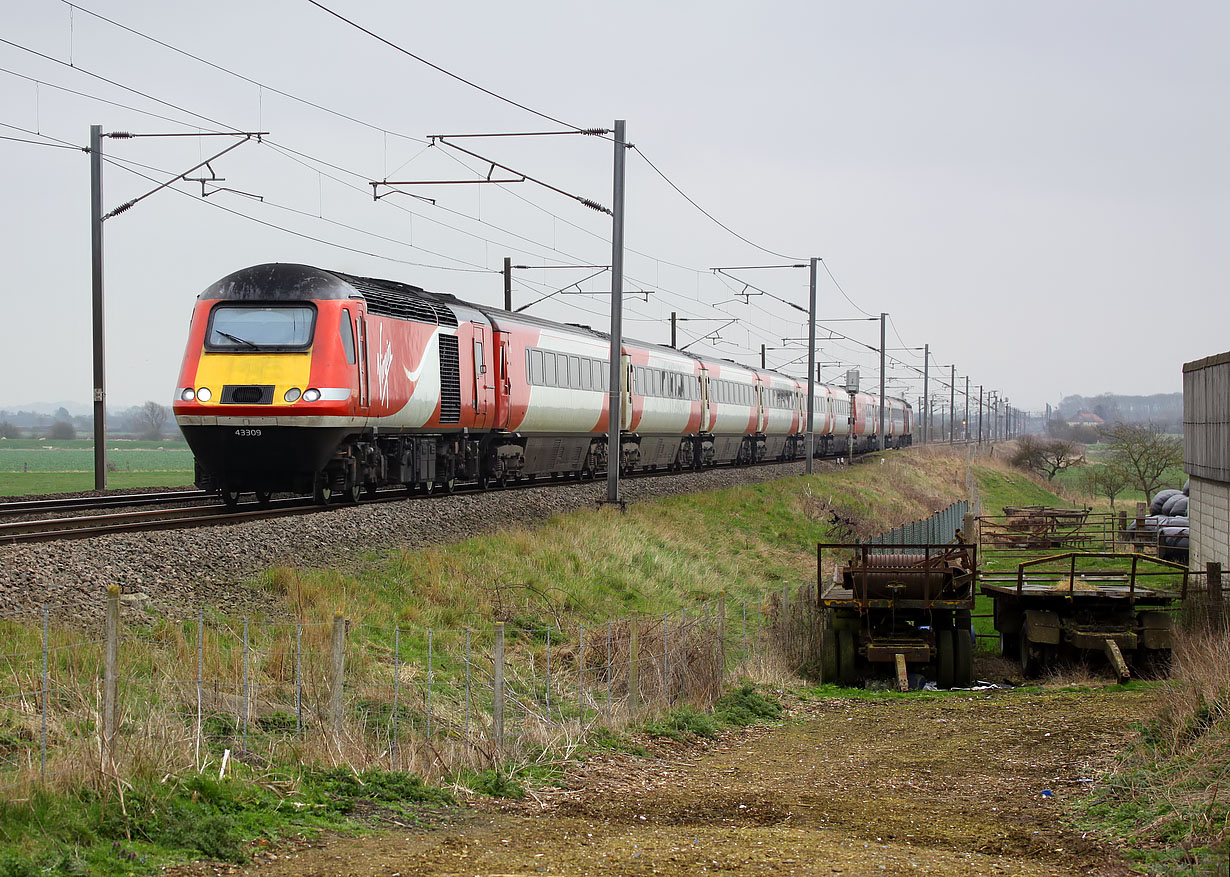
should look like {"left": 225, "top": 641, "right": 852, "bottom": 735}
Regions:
{"left": 819, "top": 624, "right": 839, "bottom": 683}
{"left": 837, "top": 628, "right": 857, "bottom": 687}
{"left": 935, "top": 630, "right": 955, "bottom": 689}
{"left": 1019, "top": 619, "right": 1048, "bottom": 677}
{"left": 998, "top": 631, "right": 1019, "bottom": 659}
{"left": 954, "top": 626, "right": 973, "bottom": 688}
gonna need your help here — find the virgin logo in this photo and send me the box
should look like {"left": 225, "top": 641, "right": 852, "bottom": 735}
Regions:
{"left": 376, "top": 324, "right": 394, "bottom": 407}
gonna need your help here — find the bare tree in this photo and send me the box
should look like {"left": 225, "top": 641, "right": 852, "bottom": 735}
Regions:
{"left": 1100, "top": 422, "right": 1184, "bottom": 499}
{"left": 132, "top": 401, "right": 170, "bottom": 440}
{"left": 1011, "top": 435, "right": 1084, "bottom": 481}
{"left": 1080, "top": 463, "right": 1131, "bottom": 509}
{"left": 0, "top": 420, "right": 19, "bottom": 439}
{"left": 46, "top": 420, "right": 75, "bottom": 440}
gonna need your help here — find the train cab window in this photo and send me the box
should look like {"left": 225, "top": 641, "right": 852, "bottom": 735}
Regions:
{"left": 339, "top": 308, "right": 356, "bottom": 365}
{"left": 475, "top": 340, "right": 485, "bottom": 375}
{"left": 206, "top": 304, "right": 315, "bottom": 350}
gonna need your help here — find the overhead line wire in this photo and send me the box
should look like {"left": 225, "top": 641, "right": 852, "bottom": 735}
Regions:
{"left": 57, "top": 0, "right": 430, "bottom": 145}
{"left": 306, "top": 0, "right": 584, "bottom": 133}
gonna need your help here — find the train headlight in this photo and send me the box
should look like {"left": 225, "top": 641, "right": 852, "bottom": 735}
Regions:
{"left": 196, "top": 387, "right": 212, "bottom": 402}
{"left": 284, "top": 388, "right": 302, "bottom": 403}
{"left": 180, "top": 388, "right": 195, "bottom": 402}
{"left": 302, "top": 388, "right": 321, "bottom": 402}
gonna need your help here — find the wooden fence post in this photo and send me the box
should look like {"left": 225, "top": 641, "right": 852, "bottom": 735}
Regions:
{"left": 1208, "top": 562, "right": 1223, "bottom": 629}
{"left": 628, "top": 617, "right": 640, "bottom": 713}
{"left": 493, "top": 622, "right": 505, "bottom": 755}
{"left": 329, "top": 612, "right": 345, "bottom": 740}
{"left": 102, "top": 585, "right": 120, "bottom": 766}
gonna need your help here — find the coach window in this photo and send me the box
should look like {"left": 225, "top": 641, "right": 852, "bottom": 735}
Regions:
{"left": 339, "top": 308, "right": 356, "bottom": 365}
{"left": 544, "top": 352, "right": 557, "bottom": 387}
{"left": 568, "top": 356, "right": 581, "bottom": 389}
{"left": 529, "top": 349, "right": 545, "bottom": 385}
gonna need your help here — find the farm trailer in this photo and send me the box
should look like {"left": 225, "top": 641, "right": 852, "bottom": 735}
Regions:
{"left": 816, "top": 541, "right": 978, "bottom": 690}
{"left": 981, "top": 552, "right": 1187, "bottom": 681}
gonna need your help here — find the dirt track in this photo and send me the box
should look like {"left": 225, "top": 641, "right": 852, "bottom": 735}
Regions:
{"left": 169, "top": 685, "right": 1153, "bottom": 876}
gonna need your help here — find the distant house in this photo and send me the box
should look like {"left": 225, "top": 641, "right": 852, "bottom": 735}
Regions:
{"left": 1066, "top": 410, "right": 1104, "bottom": 428}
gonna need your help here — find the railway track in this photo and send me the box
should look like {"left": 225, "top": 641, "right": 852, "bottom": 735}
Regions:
{"left": 0, "top": 459, "right": 816, "bottom": 544}
{"left": 0, "top": 489, "right": 208, "bottom": 517}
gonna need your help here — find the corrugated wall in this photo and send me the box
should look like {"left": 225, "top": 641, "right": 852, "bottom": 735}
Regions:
{"left": 1183, "top": 351, "right": 1230, "bottom": 483}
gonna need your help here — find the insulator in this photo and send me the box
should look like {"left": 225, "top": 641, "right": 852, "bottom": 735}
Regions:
{"left": 108, "top": 131, "right": 134, "bottom": 139}
{"left": 578, "top": 197, "right": 609, "bottom": 213}
{"left": 581, "top": 128, "right": 611, "bottom": 136}
{"left": 110, "top": 200, "right": 135, "bottom": 217}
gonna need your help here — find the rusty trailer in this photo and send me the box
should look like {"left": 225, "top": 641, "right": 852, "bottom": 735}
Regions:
{"left": 981, "top": 552, "right": 1187, "bottom": 682}
{"left": 817, "top": 541, "right": 978, "bottom": 690}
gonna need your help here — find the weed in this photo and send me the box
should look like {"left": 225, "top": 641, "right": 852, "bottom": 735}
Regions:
{"left": 714, "top": 684, "right": 783, "bottom": 726}
{"left": 460, "top": 769, "right": 525, "bottom": 800}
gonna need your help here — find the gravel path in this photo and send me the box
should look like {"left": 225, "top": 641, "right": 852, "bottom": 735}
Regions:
{"left": 162, "top": 685, "right": 1151, "bottom": 877}
{"left": 0, "top": 462, "right": 822, "bottom": 629}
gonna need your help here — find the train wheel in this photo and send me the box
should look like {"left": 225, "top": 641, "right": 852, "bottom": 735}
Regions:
{"left": 312, "top": 483, "right": 332, "bottom": 505}
{"left": 222, "top": 488, "right": 242, "bottom": 510}
{"left": 954, "top": 627, "right": 973, "bottom": 688}
{"left": 344, "top": 481, "right": 361, "bottom": 504}
{"left": 254, "top": 490, "right": 273, "bottom": 509}
{"left": 935, "top": 629, "right": 955, "bottom": 689}
{"left": 837, "top": 628, "right": 857, "bottom": 687}
{"left": 443, "top": 477, "right": 457, "bottom": 494}
{"left": 422, "top": 481, "right": 434, "bottom": 496}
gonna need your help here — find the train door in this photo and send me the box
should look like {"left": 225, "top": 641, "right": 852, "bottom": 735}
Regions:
{"left": 492, "top": 332, "right": 511, "bottom": 430}
{"left": 473, "top": 325, "right": 489, "bottom": 426}
{"left": 357, "top": 315, "right": 370, "bottom": 409}
{"left": 621, "top": 354, "right": 634, "bottom": 431}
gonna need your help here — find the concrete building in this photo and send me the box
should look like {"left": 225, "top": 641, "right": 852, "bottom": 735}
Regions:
{"left": 1183, "top": 351, "right": 1230, "bottom": 570}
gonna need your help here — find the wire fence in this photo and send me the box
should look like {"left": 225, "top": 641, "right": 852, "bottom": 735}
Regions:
{"left": 0, "top": 583, "right": 824, "bottom": 801}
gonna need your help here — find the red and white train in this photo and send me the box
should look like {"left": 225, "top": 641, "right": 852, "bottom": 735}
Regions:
{"left": 173, "top": 264, "right": 912, "bottom": 505}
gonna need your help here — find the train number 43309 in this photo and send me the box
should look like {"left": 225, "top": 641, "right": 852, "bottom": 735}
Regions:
{"left": 233, "top": 428, "right": 263, "bottom": 437}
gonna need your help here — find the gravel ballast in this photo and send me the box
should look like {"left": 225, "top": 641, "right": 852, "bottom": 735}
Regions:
{"left": 0, "top": 462, "right": 824, "bottom": 628}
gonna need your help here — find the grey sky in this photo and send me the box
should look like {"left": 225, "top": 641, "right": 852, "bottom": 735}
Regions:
{"left": 2, "top": 0, "right": 1225, "bottom": 414}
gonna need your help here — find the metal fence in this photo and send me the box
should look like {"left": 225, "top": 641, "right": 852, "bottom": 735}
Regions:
{"left": 0, "top": 585, "right": 799, "bottom": 800}
{"left": 865, "top": 501, "right": 970, "bottom": 553}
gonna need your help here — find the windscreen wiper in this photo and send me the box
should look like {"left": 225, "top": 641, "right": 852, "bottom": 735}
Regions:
{"left": 214, "top": 330, "right": 257, "bottom": 349}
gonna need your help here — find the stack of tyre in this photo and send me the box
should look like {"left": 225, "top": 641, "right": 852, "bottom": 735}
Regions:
{"left": 1125, "top": 482, "right": 1189, "bottom": 561}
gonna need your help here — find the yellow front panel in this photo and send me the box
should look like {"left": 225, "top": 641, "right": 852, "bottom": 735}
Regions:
{"left": 192, "top": 351, "right": 313, "bottom": 406}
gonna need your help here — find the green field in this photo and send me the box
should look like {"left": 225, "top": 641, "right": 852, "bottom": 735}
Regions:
{"left": 0, "top": 441, "right": 194, "bottom": 495}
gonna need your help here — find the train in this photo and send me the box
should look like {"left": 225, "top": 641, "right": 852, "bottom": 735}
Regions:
{"left": 172, "top": 263, "right": 913, "bottom": 506}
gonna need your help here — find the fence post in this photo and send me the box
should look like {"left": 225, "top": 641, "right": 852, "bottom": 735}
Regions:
{"left": 102, "top": 585, "right": 119, "bottom": 767}
{"left": 544, "top": 626, "right": 552, "bottom": 715}
{"left": 679, "top": 608, "right": 688, "bottom": 700}
{"left": 464, "top": 628, "right": 472, "bottom": 747}
{"left": 1208, "top": 562, "right": 1223, "bottom": 629}
{"left": 329, "top": 612, "right": 345, "bottom": 741}
{"left": 578, "top": 623, "right": 585, "bottom": 724}
{"left": 196, "top": 608, "right": 203, "bottom": 766}
{"left": 426, "top": 629, "right": 434, "bottom": 741}
{"left": 493, "top": 622, "right": 505, "bottom": 755}
{"left": 392, "top": 626, "right": 400, "bottom": 769}
{"left": 605, "top": 621, "right": 612, "bottom": 723}
{"left": 41, "top": 605, "right": 48, "bottom": 781}
{"left": 717, "top": 598, "right": 727, "bottom": 684}
{"left": 628, "top": 616, "right": 640, "bottom": 713}
{"left": 741, "top": 600, "right": 748, "bottom": 677}
{"left": 294, "top": 619, "right": 302, "bottom": 738}
{"left": 662, "top": 613, "right": 669, "bottom": 705}
{"left": 242, "top": 617, "right": 249, "bottom": 752}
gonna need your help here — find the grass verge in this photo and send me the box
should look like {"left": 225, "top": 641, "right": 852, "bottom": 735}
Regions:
{"left": 1073, "top": 629, "right": 1230, "bottom": 874}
